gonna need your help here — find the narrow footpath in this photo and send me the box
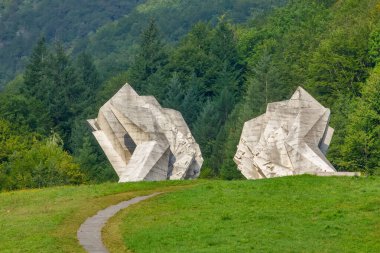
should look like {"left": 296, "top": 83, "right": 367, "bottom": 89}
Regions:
{"left": 77, "top": 193, "right": 161, "bottom": 253}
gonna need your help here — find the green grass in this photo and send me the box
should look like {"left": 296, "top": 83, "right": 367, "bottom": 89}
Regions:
{"left": 1, "top": 176, "right": 379, "bottom": 252}
{"left": 105, "top": 176, "right": 380, "bottom": 253}
{"left": 0, "top": 180, "right": 197, "bottom": 253}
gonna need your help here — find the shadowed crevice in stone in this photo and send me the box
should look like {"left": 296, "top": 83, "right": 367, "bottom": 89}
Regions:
{"left": 77, "top": 193, "right": 161, "bottom": 253}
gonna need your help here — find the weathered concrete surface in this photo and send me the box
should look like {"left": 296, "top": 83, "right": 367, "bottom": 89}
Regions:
{"left": 234, "top": 87, "right": 337, "bottom": 179}
{"left": 77, "top": 193, "right": 161, "bottom": 253}
{"left": 88, "top": 84, "right": 203, "bottom": 182}
{"left": 306, "top": 172, "right": 361, "bottom": 177}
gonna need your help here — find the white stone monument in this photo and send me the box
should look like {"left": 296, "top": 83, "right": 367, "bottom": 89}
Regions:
{"left": 88, "top": 84, "right": 203, "bottom": 182}
{"left": 234, "top": 86, "right": 341, "bottom": 179}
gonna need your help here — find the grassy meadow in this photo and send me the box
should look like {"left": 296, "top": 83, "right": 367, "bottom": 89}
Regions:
{"left": 0, "top": 180, "right": 197, "bottom": 252}
{"left": 105, "top": 176, "right": 380, "bottom": 253}
{"left": 0, "top": 176, "right": 379, "bottom": 252}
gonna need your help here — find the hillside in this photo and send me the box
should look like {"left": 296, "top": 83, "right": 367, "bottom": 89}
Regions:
{"left": 0, "top": 0, "right": 145, "bottom": 86}
{"left": 0, "top": 176, "right": 379, "bottom": 252}
{"left": 0, "top": 0, "right": 286, "bottom": 87}
{"left": 0, "top": 180, "right": 196, "bottom": 252}
{"left": 111, "top": 176, "right": 380, "bottom": 252}
{"left": 0, "top": 0, "right": 379, "bottom": 191}
{"left": 78, "top": 0, "right": 288, "bottom": 77}
{"left": 0, "top": 0, "right": 288, "bottom": 189}
{"left": 1, "top": 2, "right": 379, "bottom": 252}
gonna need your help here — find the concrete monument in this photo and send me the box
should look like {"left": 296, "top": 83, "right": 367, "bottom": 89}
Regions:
{"left": 88, "top": 84, "right": 203, "bottom": 182}
{"left": 234, "top": 87, "right": 338, "bottom": 179}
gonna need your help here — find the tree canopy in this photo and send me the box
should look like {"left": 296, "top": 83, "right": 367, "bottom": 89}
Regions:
{"left": 1, "top": 0, "right": 380, "bottom": 190}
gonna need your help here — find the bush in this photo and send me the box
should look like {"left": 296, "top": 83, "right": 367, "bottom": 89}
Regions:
{"left": 0, "top": 119, "right": 84, "bottom": 191}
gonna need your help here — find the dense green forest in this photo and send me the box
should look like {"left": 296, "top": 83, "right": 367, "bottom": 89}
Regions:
{"left": 0, "top": 0, "right": 285, "bottom": 87}
{"left": 1, "top": 0, "right": 379, "bottom": 190}
{"left": 0, "top": 0, "right": 145, "bottom": 86}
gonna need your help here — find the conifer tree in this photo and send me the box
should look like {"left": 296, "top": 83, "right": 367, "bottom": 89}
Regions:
{"left": 73, "top": 52, "right": 101, "bottom": 114}
{"left": 23, "top": 37, "right": 48, "bottom": 98}
{"left": 128, "top": 19, "right": 168, "bottom": 95}
{"left": 163, "top": 73, "right": 184, "bottom": 110}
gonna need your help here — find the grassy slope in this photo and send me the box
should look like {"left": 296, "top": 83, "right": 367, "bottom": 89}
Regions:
{"left": 1, "top": 176, "right": 379, "bottom": 252}
{"left": 0, "top": 180, "right": 197, "bottom": 253}
{"left": 105, "top": 176, "right": 380, "bottom": 253}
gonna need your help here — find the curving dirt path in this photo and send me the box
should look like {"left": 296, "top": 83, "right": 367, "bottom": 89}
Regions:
{"left": 77, "top": 192, "right": 161, "bottom": 253}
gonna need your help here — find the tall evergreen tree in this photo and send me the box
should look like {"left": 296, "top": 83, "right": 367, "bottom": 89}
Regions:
{"left": 23, "top": 37, "right": 48, "bottom": 98}
{"left": 127, "top": 19, "right": 168, "bottom": 95}
{"left": 74, "top": 52, "right": 101, "bottom": 111}
{"left": 163, "top": 72, "right": 184, "bottom": 110}
{"left": 46, "top": 43, "right": 77, "bottom": 142}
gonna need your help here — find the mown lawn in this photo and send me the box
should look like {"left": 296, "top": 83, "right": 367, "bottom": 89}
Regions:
{"left": 0, "top": 180, "right": 197, "bottom": 253}
{"left": 105, "top": 176, "right": 380, "bottom": 253}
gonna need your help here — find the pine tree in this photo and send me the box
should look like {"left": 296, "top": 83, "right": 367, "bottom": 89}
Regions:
{"left": 75, "top": 135, "right": 117, "bottom": 182}
{"left": 47, "top": 43, "right": 77, "bottom": 143}
{"left": 128, "top": 19, "right": 168, "bottom": 94}
{"left": 23, "top": 37, "right": 48, "bottom": 98}
{"left": 180, "top": 77, "right": 203, "bottom": 125}
{"left": 73, "top": 52, "right": 101, "bottom": 114}
{"left": 163, "top": 72, "right": 184, "bottom": 110}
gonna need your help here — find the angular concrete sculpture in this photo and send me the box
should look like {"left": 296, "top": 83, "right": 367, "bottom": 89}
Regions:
{"left": 234, "top": 87, "right": 337, "bottom": 179}
{"left": 88, "top": 84, "right": 203, "bottom": 182}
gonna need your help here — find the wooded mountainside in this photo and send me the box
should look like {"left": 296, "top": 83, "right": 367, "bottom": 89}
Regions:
{"left": 0, "top": 0, "right": 285, "bottom": 87}
{"left": 0, "top": 0, "right": 379, "bottom": 190}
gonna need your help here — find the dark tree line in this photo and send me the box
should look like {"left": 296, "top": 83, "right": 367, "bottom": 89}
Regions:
{"left": 0, "top": 38, "right": 116, "bottom": 190}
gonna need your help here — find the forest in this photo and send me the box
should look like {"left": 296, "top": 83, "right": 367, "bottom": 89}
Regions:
{"left": 0, "top": 0, "right": 379, "bottom": 190}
